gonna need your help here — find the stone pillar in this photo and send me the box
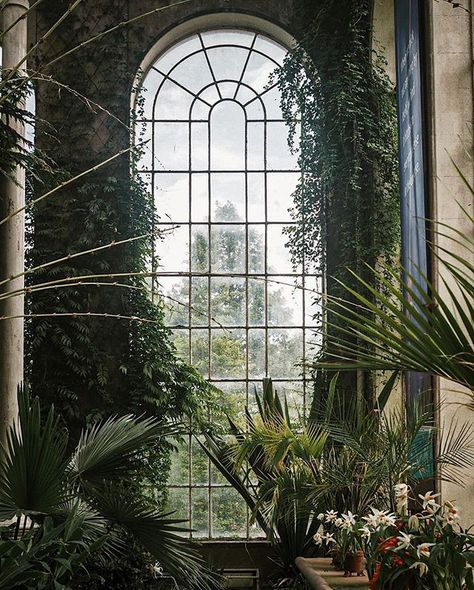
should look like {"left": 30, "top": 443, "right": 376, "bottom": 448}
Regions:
{"left": 0, "top": 0, "right": 29, "bottom": 446}
{"left": 427, "top": 0, "right": 474, "bottom": 524}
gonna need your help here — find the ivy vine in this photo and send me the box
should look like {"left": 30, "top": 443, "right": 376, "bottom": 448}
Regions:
{"left": 278, "top": 0, "right": 400, "bottom": 400}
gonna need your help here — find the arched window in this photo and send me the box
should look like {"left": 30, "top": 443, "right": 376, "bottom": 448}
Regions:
{"left": 135, "top": 28, "right": 320, "bottom": 539}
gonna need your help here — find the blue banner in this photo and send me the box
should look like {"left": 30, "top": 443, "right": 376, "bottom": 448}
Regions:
{"left": 395, "top": 0, "right": 430, "bottom": 401}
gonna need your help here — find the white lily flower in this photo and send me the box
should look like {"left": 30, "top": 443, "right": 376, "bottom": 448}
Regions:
{"left": 416, "top": 543, "right": 434, "bottom": 559}
{"left": 443, "top": 501, "right": 460, "bottom": 525}
{"left": 363, "top": 512, "right": 379, "bottom": 529}
{"left": 313, "top": 532, "right": 323, "bottom": 545}
{"left": 324, "top": 532, "right": 336, "bottom": 545}
{"left": 410, "top": 561, "right": 429, "bottom": 576}
{"left": 342, "top": 511, "right": 357, "bottom": 525}
{"left": 418, "top": 491, "right": 440, "bottom": 510}
{"left": 335, "top": 517, "right": 343, "bottom": 528}
{"left": 325, "top": 510, "right": 338, "bottom": 523}
{"left": 396, "top": 532, "right": 412, "bottom": 549}
{"left": 361, "top": 526, "right": 371, "bottom": 540}
{"left": 317, "top": 512, "right": 325, "bottom": 521}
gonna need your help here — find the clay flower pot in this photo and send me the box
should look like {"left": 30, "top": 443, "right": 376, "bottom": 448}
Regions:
{"left": 344, "top": 550, "right": 365, "bottom": 577}
{"left": 331, "top": 549, "right": 343, "bottom": 570}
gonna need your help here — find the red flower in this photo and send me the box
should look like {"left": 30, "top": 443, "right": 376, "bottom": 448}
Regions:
{"left": 379, "top": 537, "right": 398, "bottom": 554}
{"left": 369, "top": 562, "right": 381, "bottom": 590}
{"left": 394, "top": 557, "right": 404, "bottom": 567}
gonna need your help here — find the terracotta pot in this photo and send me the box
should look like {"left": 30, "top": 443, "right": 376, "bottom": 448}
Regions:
{"left": 343, "top": 550, "right": 365, "bottom": 577}
{"left": 331, "top": 549, "right": 343, "bottom": 569}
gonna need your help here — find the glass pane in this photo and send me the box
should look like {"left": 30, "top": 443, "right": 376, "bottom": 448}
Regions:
{"left": 267, "top": 173, "right": 299, "bottom": 222}
{"left": 155, "top": 78, "right": 193, "bottom": 119}
{"left": 154, "top": 122, "right": 189, "bottom": 171}
{"left": 276, "top": 381, "right": 305, "bottom": 423}
{"left": 191, "top": 98, "right": 211, "bottom": 120}
{"left": 192, "top": 437, "right": 209, "bottom": 485}
{"left": 191, "top": 329, "right": 209, "bottom": 378}
{"left": 242, "top": 51, "right": 275, "bottom": 94}
{"left": 234, "top": 84, "right": 257, "bottom": 105}
{"left": 191, "top": 173, "right": 208, "bottom": 222}
{"left": 267, "top": 224, "right": 298, "bottom": 274}
{"left": 248, "top": 225, "right": 265, "bottom": 274}
{"left": 210, "top": 101, "right": 245, "bottom": 170}
{"left": 171, "top": 329, "right": 190, "bottom": 362}
{"left": 154, "top": 173, "right": 189, "bottom": 223}
{"left": 136, "top": 122, "right": 152, "bottom": 170}
{"left": 211, "top": 173, "right": 245, "bottom": 222}
{"left": 168, "top": 50, "right": 213, "bottom": 94}
{"left": 266, "top": 122, "right": 299, "bottom": 170}
{"left": 210, "top": 277, "right": 246, "bottom": 326}
{"left": 191, "top": 225, "right": 209, "bottom": 272}
{"left": 268, "top": 328, "right": 303, "bottom": 379}
{"left": 201, "top": 29, "right": 255, "bottom": 48}
{"left": 260, "top": 84, "right": 285, "bottom": 119}
{"left": 248, "top": 329, "right": 266, "bottom": 379}
{"left": 156, "top": 224, "right": 189, "bottom": 272}
{"left": 207, "top": 46, "right": 250, "bottom": 81}
{"left": 217, "top": 81, "right": 239, "bottom": 99}
{"left": 244, "top": 98, "right": 265, "bottom": 120}
{"left": 268, "top": 276, "right": 303, "bottom": 327}
{"left": 303, "top": 276, "right": 323, "bottom": 327}
{"left": 211, "top": 329, "right": 246, "bottom": 379}
{"left": 248, "top": 279, "right": 265, "bottom": 326}
{"left": 211, "top": 488, "right": 247, "bottom": 538}
{"left": 159, "top": 276, "right": 189, "bottom": 327}
{"left": 305, "top": 326, "right": 322, "bottom": 357}
{"left": 140, "top": 68, "right": 164, "bottom": 119}
{"left": 248, "top": 173, "right": 265, "bottom": 222}
{"left": 247, "top": 122, "right": 264, "bottom": 170}
{"left": 191, "top": 122, "right": 208, "bottom": 169}
{"left": 254, "top": 35, "right": 287, "bottom": 65}
{"left": 156, "top": 35, "right": 201, "bottom": 76}
{"left": 169, "top": 439, "right": 190, "bottom": 485}
{"left": 167, "top": 488, "right": 190, "bottom": 536}
{"left": 210, "top": 225, "right": 246, "bottom": 273}
{"left": 211, "top": 383, "right": 247, "bottom": 430}
{"left": 191, "top": 276, "right": 208, "bottom": 326}
{"left": 195, "top": 85, "right": 220, "bottom": 109}
{"left": 249, "top": 521, "right": 266, "bottom": 539}
{"left": 191, "top": 488, "right": 209, "bottom": 538}
{"left": 247, "top": 382, "right": 262, "bottom": 415}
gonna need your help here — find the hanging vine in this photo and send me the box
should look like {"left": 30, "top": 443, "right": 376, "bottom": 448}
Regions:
{"left": 277, "top": 0, "right": 400, "bottom": 402}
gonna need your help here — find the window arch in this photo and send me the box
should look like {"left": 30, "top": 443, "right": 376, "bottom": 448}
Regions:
{"left": 135, "top": 27, "right": 320, "bottom": 539}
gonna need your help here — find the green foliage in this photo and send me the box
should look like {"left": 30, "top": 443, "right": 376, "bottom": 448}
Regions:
{"left": 202, "top": 379, "right": 326, "bottom": 579}
{"left": 277, "top": 0, "right": 400, "bottom": 405}
{"left": 312, "top": 204, "right": 474, "bottom": 400}
{"left": 278, "top": 0, "right": 400, "bottom": 285}
{"left": 0, "top": 390, "right": 222, "bottom": 590}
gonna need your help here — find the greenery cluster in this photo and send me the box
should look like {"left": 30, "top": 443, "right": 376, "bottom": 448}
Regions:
{"left": 203, "top": 377, "right": 474, "bottom": 587}
{"left": 279, "top": 0, "right": 400, "bottom": 286}
{"left": 0, "top": 391, "right": 222, "bottom": 590}
{"left": 277, "top": 0, "right": 400, "bottom": 403}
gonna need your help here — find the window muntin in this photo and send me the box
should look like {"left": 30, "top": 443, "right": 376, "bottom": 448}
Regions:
{"left": 136, "top": 29, "right": 321, "bottom": 539}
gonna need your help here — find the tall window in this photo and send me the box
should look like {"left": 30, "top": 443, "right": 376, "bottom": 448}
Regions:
{"left": 136, "top": 28, "right": 320, "bottom": 539}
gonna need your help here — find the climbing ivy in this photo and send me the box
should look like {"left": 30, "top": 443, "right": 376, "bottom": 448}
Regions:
{"left": 278, "top": 0, "right": 400, "bottom": 400}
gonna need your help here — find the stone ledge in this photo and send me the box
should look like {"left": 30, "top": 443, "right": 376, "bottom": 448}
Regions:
{"left": 295, "top": 557, "right": 370, "bottom": 590}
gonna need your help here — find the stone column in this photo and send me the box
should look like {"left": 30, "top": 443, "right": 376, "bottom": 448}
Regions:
{"left": 0, "top": 0, "right": 29, "bottom": 446}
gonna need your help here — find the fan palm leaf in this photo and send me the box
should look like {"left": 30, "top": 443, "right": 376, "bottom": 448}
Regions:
{"left": 0, "top": 390, "right": 69, "bottom": 520}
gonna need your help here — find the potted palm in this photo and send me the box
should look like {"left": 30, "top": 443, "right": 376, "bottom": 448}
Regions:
{"left": 0, "top": 390, "right": 222, "bottom": 589}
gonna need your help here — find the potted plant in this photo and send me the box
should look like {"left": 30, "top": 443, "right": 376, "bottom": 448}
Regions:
{"left": 371, "top": 490, "right": 474, "bottom": 589}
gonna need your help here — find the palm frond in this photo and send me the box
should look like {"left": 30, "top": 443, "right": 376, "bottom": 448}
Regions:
{"left": 0, "top": 389, "right": 68, "bottom": 521}
{"left": 94, "top": 487, "right": 223, "bottom": 590}
{"left": 70, "top": 415, "right": 174, "bottom": 486}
